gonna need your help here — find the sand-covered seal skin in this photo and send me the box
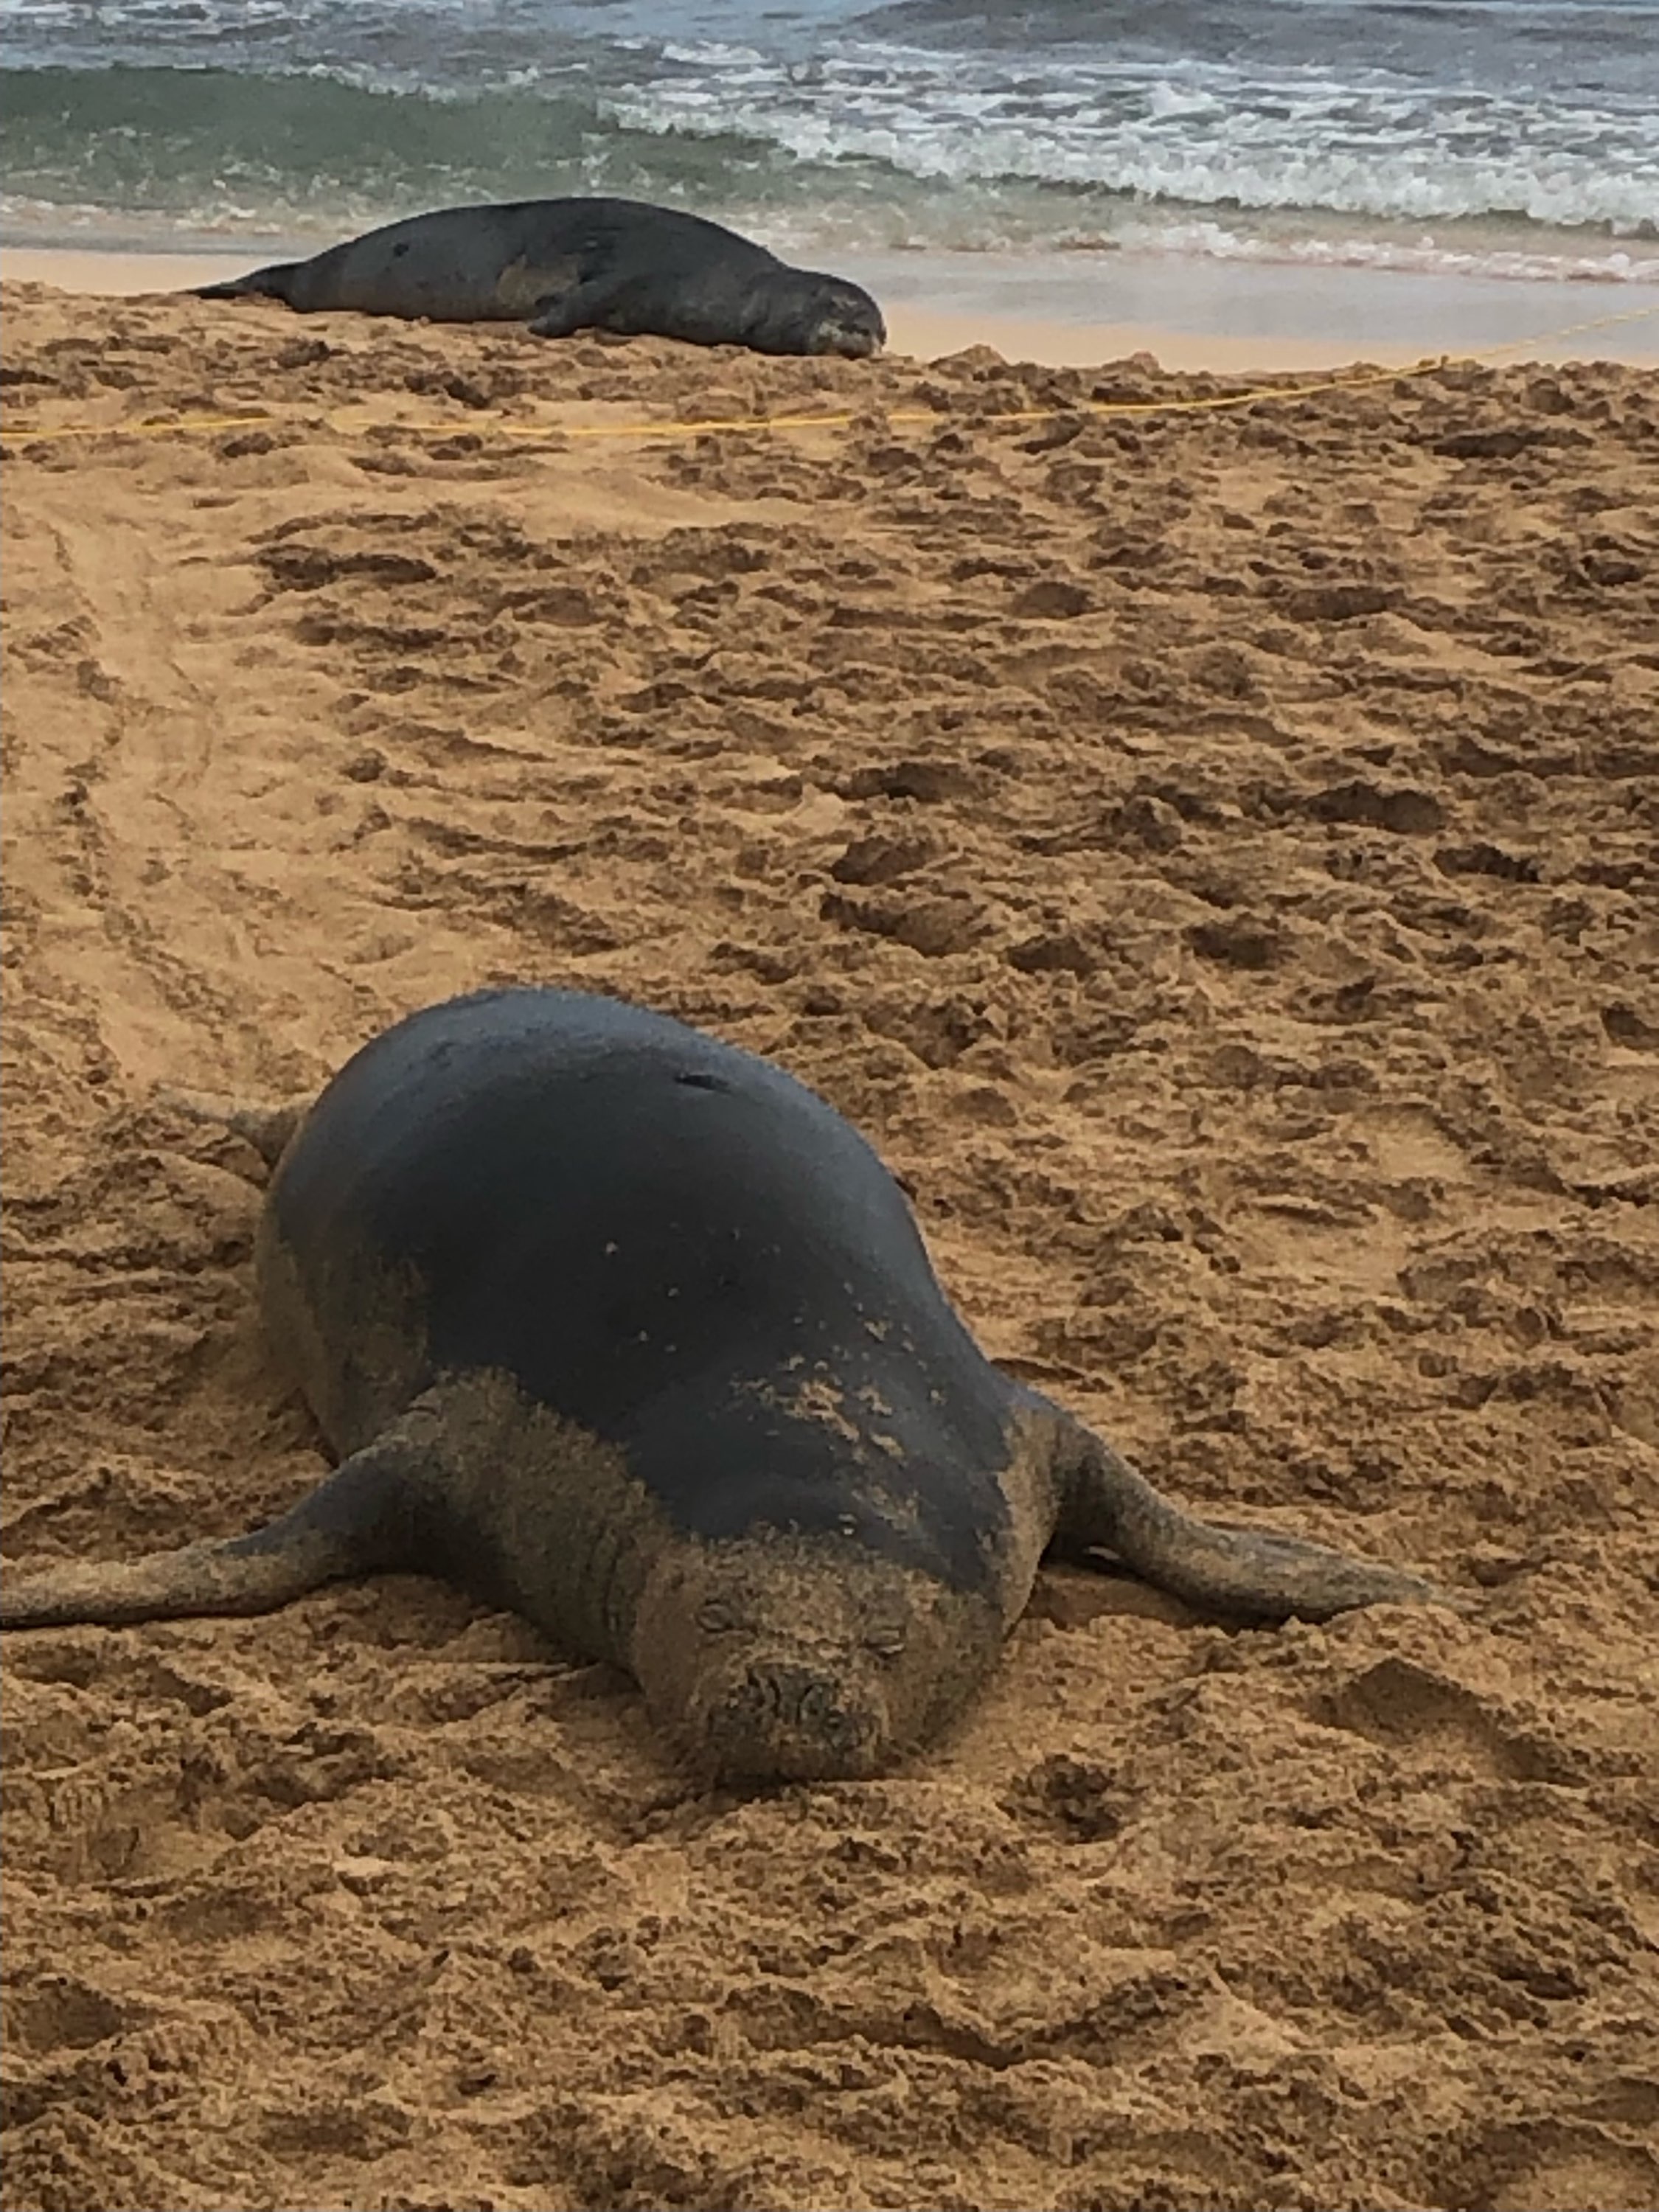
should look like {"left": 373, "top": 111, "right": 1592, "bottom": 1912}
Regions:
{"left": 191, "top": 197, "right": 886, "bottom": 359}
{"left": 0, "top": 988, "right": 1450, "bottom": 1782}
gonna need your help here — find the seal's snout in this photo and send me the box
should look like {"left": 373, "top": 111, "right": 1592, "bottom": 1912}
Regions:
{"left": 796, "top": 278, "right": 885, "bottom": 361}
{"left": 638, "top": 1540, "right": 954, "bottom": 1784}
{"left": 704, "top": 1658, "right": 889, "bottom": 1782}
{"left": 812, "top": 305, "right": 886, "bottom": 360}
{"left": 821, "top": 324, "right": 883, "bottom": 360}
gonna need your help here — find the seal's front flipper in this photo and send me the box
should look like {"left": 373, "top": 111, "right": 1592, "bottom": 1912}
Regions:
{"left": 526, "top": 275, "right": 627, "bottom": 341}
{"left": 0, "top": 1426, "right": 435, "bottom": 1632}
{"left": 1054, "top": 1430, "right": 1454, "bottom": 1623}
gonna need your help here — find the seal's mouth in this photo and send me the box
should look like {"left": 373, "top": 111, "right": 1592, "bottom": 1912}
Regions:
{"left": 696, "top": 1657, "right": 890, "bottom": 1783}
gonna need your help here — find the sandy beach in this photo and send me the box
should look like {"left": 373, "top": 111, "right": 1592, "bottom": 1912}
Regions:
{"left": 3, "top": 268, "right": 1658, "bottom": 2212}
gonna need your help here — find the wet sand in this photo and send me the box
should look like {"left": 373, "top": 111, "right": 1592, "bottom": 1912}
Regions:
{"left": 2, "top": 275, "right": 1658, "bottom": 2212}
{"left": 4, "top": 244, "right": 1657, "bottom": 370}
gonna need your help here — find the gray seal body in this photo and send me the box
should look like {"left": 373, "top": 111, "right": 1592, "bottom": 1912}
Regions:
{"left": 192, "top": 198, "right": 886, "bottom": 358}
{"left": 0, "top": 989, "right": 1447, "bottom": 1781}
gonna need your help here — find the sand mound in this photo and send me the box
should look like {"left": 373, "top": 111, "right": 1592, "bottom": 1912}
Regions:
{"left": 2, "top": 284, "right": 1656, "bottom": 2212}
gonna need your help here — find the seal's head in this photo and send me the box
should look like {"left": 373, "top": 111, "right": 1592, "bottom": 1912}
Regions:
{"left": 633, "top": 1537, "right": 994, "bottom": 1783}
{"left": 746, "top": 271, "right": 886, "bottom": 361}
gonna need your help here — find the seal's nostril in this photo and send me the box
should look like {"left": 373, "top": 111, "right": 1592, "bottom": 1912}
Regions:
{"left": 754, "top": 1671, "right": 783, "bottom": 1717}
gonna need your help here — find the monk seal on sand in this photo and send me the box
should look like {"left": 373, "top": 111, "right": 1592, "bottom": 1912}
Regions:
{"left": 191, "top": 197, "right": 886, "bottom": 359}
{"left": 0, "top": 989, "right": 1447, "bottom": 1781}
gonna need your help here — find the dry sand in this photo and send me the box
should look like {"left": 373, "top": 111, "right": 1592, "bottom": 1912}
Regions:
{"left": 1, "top": 279, "right": 1657, "bottom": 2212}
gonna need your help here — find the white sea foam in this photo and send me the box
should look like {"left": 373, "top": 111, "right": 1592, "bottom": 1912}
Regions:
{"left": 607, "top": 44, "right": 1659, "bottom": 236}
{"left": 1105, "top": 213, "right": 1659, "bottom": 284}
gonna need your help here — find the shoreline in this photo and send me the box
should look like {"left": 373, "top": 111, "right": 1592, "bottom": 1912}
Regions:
{"left": 4, "top": 244, "right": 1656, "bottom": 371}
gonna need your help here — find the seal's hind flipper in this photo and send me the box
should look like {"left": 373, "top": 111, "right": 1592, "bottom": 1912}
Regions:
{"left": 1054, "top": 1430, "right": 1455, "bottom": 1622}
{"left": 223, "top": 1100, "right": 307, "bottom": 1168}
{"left": 189, "top": 262, "right": 296, "bottom": 302}
{"left": 0, "top": 1430, "right": 431, "bottom": 1632}
{"left": 157, "top": 1087, "right": 307, "bottom": 1172}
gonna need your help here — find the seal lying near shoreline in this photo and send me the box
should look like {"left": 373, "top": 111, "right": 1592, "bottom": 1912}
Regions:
{"left": 0, "top": 989, "right": 1447, "bottom": 1781}
{"left": 191, "top": 197, "right": 886, "bottom": 358}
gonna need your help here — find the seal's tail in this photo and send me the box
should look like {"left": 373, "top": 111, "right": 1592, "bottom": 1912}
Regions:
{"left": 190, "top": 262, "right": 296, "bottom": 302}
{"left": 0, "top": 1436, "right": 425, "bottom": 1632}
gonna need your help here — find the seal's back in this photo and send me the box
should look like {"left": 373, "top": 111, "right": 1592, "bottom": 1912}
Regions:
{"left": 266, "top": 987, "right": 1016, "bottom": 1593}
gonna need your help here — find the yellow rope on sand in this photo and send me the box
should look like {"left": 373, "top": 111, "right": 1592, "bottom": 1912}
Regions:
{"left": 2, "top": 301, "right": 1654, "bottom": 449}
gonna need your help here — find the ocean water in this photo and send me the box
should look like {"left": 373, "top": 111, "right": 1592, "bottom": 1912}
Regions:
{"left": 1, "top": 0, "right": 1655, "bottom": 282}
